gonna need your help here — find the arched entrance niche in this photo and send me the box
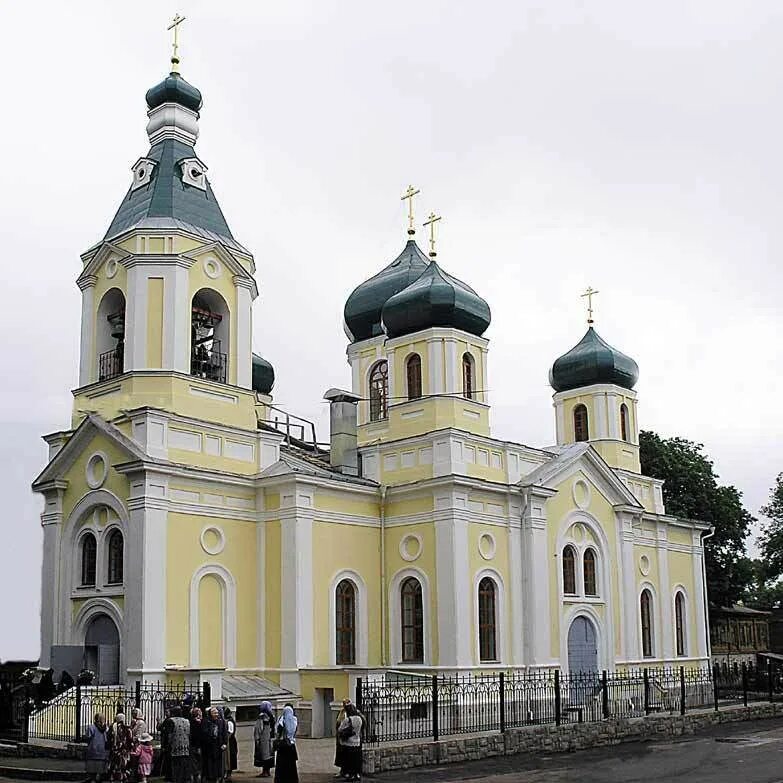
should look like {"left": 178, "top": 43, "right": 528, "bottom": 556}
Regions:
{"left": 567, "top": 615, "right": 598, "bottom": 675}
{"left": 198, "top": 574, "right": 225, "bottom": 668}
{"left": 84, "top": 613, "right": 121, "bottom": 684}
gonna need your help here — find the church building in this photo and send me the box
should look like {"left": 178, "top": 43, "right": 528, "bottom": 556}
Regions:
{"left": 32, "top": 47, "right": 711, "bottom": 733}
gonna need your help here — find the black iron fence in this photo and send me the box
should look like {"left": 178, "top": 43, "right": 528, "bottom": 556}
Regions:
{"left": 1, "top": 680, "right": 211, "bottom": 745}
{"left": 356, "top": 662, "right": 783, "bottom": 745}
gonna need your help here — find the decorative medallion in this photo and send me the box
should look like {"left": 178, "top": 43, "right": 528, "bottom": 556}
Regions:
{"left": 399, "top": 534, "right": 422, "bottom": 562}
{"left": 85, "top": 452, "right": 108, "bottom": 489}
{"left": 639, "top": 554, "right": 651, "bottom": 576}
{"left": 203, "top": 258, "right": 222, "bottom": 279}
{"left": 478, "top": 532, "right": 496, "bottom": 561}
{"left": 572, "top": 479, "right": 591, "bottom": 510}
{"left": 200, "top": 525, "right": 225, "bottom": 556}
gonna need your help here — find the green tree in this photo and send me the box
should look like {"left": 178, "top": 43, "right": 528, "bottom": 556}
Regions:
{"left": 639, "top": 431, "right": 755, "bottom": 607}
{"left": 759, "top": 473, "right": 783, "bottom": 579}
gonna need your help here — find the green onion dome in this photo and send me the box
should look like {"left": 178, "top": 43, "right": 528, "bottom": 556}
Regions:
{"left": 381, "top": 260, "right": 491, "bottom": 339}
{"left": 343, "top": 240, "right": 430, "bottom": 342}
{"left": 549, "top": 327, "right": 639, "bottom": 393}
{"left": 252, "top": 353, "right": 275, "bottom": 395}
{"left": 145, "top": 72, "right": 203, "bottom": 113}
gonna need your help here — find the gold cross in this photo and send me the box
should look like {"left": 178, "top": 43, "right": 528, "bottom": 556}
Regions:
{"left": 581, "top": 286, "right": 599, "bottom": 325}
{"left": 423, "top": 212, "right": 442, "bottom": 258}
{"left": 167, "top": 13, "right": 186, "bottom": 72}
{"left": 401, "top": 185, "right": 420, "bottom": 236}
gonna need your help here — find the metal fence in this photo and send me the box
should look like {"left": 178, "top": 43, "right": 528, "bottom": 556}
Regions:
{"left": 2, "top": 681, "right": 210, "bottom": 744}
{"left": 356, "top": 662, "right": 783, "bottom": 745}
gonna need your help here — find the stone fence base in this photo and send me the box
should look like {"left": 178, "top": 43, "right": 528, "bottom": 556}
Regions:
{"left": 362, "top": 702, "right": 783, "bottom": 774}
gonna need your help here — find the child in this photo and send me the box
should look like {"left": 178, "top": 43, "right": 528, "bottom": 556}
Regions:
{"left": 130, "top": 732, "right": 154, "bottom": 783}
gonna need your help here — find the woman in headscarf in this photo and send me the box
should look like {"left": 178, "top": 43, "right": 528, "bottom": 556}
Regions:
{"left": 223, "top": 707, "right": 238, "bottom": 779}
{"left": 337, "top": 703, "right": 363, "bottom": 782}
{"left": 253, "top": 702, "right": 275, "bottom": 777}
{"left": 200, "top": 706, "right": 227, "bottom": 783}
{"left": 274, "top": 704, "right": 298, "bottom": 783}
{"left": 106, "top": 712, "right": 133, "bottom": 782}
{"left": 85, "top": 713, "right": 108, "bottom": 783}
{"left": 189, "top": 707, "right": 204, "bottom": 783}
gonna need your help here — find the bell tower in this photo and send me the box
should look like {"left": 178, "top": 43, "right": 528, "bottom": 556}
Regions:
{"left": 549, "top": 291, "right": 641, "bottom": 473}
{"left": 73, "top": 42, "right": 261, "bottom": 430}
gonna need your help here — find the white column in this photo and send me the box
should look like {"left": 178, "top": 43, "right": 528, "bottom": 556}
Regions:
{"left": 444, "top": 339, "right": 458, "bottom": 396}
{"left": 619, "top": 518, "right": 639, "bottom": 660}
{"left": 235, "top": 282, "right": 253, "bottom": 388}
{"left": 521, "top": 493, "right": 552, "bottom": 665}
{"left": 434, "top": 515, "right": 472, "bottom": 666}
{"left": 125, "top": 266, "right": 149, "bottom": 370}
{"left": 427, "top": 340, "right": 443, "bottom": 395}
{"left": 39, "top": 495, "right": 63, "bottom": 667}
{"left": 507, "top": 523, "right": 525, "bottom": 666}
{"left": 607, "top": 392, "right": 619, "bottom": 439}
{"left": 656, "top": 523, "right": 673, "bottom": 659}
{"left": 78, "top": 284, "right": 95, "bottom": 386}
{"left": 279, "top": 506, "right": 314, "bottom": 691}
{"left": 692, "top": 531, "right": 708, "bottom": 659}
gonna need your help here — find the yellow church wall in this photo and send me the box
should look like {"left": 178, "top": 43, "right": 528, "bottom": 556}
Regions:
{"left": 264, "top": 520, "right": 282, "bottom": 670}
{"left": 72, "top": 374, "right": 258, "bottom": 432}
{"left": 298, "top": 672, "right": 350, "bottom": 703}
{"left": 311, "top": 522, "right": 381, "bottom": 667}
{"left": 592, "top": 441, "right": 641, "bottom": 474}
{"left": 166, "top": 512, "right": 258, "bottom": 669}
{"left": 385, "top": 522, "right": 439, "bottom": 663}
{"left": 668, "top": 528, "right": 692, "bottom": 547}
{"left": 314, "top": 492, "right": 379, "bottom": 519}
{"left": 146, "top": 277, "right": 165, "bottom": 369}
{"left": 61, "top": 434, "right": 131, "bottom": 523}
{"left": 544, "top": 470, "right": 622, "bottom": 661}
{"left": 385, "top": 495, "right": 434, "bottom": 519}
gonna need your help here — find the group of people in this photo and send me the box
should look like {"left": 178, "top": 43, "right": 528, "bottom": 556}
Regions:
{"left": 85, "top": 703, "right": 239, "bottom": 783}
{"left": 84, "top": 698, "right": 362, "bottom": 783}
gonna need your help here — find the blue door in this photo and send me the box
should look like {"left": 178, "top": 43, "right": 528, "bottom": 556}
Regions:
{"left": 567, "top": 616, "right": 598, "bottom": 675}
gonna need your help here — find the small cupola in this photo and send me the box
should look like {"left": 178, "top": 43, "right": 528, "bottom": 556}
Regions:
{"left": 343, "top": 240, "right": 430, "bottom": 342}
{"left": 145, "top": 72, "right": 203, "bottom": 113}
{"left": 381, "top": 260, "right": 491, "bottom": 339}
{"left": 252, "top": 353, "right": 275, "bottom": 396}
{"left": 549, "top": 327, "right": 639, "bottom": 393}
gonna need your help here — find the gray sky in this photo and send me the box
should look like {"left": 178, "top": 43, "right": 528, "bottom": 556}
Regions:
{"left": 1, "top": 0, "right": 780, "bottom": 660}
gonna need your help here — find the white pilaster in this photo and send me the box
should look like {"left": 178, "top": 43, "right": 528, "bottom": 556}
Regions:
{"left": 444, "top": 339, "right": 458, "bottom": 395}
{"left": 507, "top": 523, "right": 525, "bottom": 666}
{"left": 595, "top": 394, "right": 608, "bottom": 439}
{"left": 78, "top": 285, "right": 95, "bottom": 386}
{"left": 39, "top": 496, "right": 63, "bottom": 667}
{"left": 656, "top": 523, "right": 673, "bottom": 659}
{"left": 619, "top": 516, "right": 639, "bottom": 660}
{"left": 434, "top": 515, "right": 472, "bottom": 666}
{"left": 480, "top": 348, "right": 489, "bottom": 405}
{"left": 386, "top": 348, "right": 396, "bottom": 402}
{"left": 521, "top": 491, "right": 553, "bottom": 665}
{"left": 235, "top": 281, "right": 253, "bottom": 388}
{"left": 427, "top": 340, "right": 443, "bottom": 394}
{"left": 607, "top": 392, "right": 619, "bottom": 439}
{"left": 172, "top": 265, "right": 191, "bottom": 373}
{"left": 692, "top": 532, "right": 708, "bottom": 659}
{"left": 125, "top": 266, "right": 149, "bottom": 370}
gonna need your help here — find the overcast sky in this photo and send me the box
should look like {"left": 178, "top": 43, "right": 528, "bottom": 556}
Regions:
{"left": 0, "top": 0, "right": 780, "bottom": 660}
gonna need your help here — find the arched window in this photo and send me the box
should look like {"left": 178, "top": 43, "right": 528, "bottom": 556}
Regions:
{"left": 675, "top": 592, "right": 686, "bottom": 657}
{"left": 462, "top": 353, "right": 475, "bottom": 399}
{"left": 96, "top": 288, "right": 126, "bottom": 382}
{"left": 335, "top": 579, "right": 356, "bottom": 665}
{"left": 107, "top": 530, "right": 123, "bottom": 585}
{"left": 574, "top": 404, "right": 589, "bottom": 442}
{"left": 369, "top": 361, "right": 389, "bottom": 421}
{"left": 191, "top": 289, "right": 230, "bottom": 384}
{"left": 478, "top": 577, "right": 497, "bottom": 662}
{"left": 406, "top": 354, "right": 422, "bottom": 400}
{"left": 583, "top": 549, "right": 597, "bottom": 596}
{"left": 400, "top": 577, "right": 424, "bottom": 663}
{"left": 620, "top": 403, "right": 629, "bottom": 442}
{"left": 81, "top": 533, "right": 97, "bottom": 587}
{"left": 640, "top": 589, "right": 653, "bottom": 658}
{"left": 562, "top": 546, "right": 577, "bottom": 595}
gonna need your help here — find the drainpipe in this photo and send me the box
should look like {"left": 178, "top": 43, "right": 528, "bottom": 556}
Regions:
{"left": 701, "top": 526, "right": 715, "bottom": 661}
{"left": 379, "top": 485, "right": 388, "bottom": 668}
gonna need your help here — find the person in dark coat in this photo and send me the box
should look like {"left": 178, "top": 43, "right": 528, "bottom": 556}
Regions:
{"left": 201, "top": 706, "right": 227, "bottom": 783}
{"left": 223, "top": 707, "right": 238, "bottom": 778}
{"left": 253, "top": 702, "right": 275, "bottom": 777}
{"left": 274, "top": 705, "right": 299, "bottom": 783}
{"left": 189, "top": 707, "right": 204, "bottom": 783}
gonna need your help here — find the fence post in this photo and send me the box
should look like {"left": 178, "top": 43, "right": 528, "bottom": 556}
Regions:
{"left": 74, "top": 684, "right": 82, "bottom": 743}
{"left": 22, "top": 685, "right": 30, "bottom": 744}
{"left": 554, "top": 670, "right": 561, "bottom": 727}
{"left": 768, "top": 660, "right": 774, "bottom": 703}
{"left": 600, "top": 671, "right": 608, "bottom": 719}
{"left": 135, "top": 681, "right": 141, "bottom": 709}
{"left": 431, "top": 675, "right": 439, "bottom": 742}
{"left": 679, "top": 667, "right": 686, "bottom": 716}
{"left": 355, "top": 677, "right": 363, "bottom": 713}
{"left": 499, "top": 672, "right": 506, "bottom": 733}
{"left": 202, "top": 681, "right": 211, "bottom": 709}
{"left": 712, "top": 664, "right": 720, "bottom": 711}
{"left": 742, "top": 663, "right": 748, "bottom": 707}
{"left": 643, "top": 668, "right": 650, "bottom": 716}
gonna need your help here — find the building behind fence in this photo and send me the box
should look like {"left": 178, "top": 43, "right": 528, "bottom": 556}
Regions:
{"left": 356, "top": 662, "right": 783, "bottom": 745}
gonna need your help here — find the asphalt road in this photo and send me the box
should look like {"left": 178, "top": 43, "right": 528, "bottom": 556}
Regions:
{"left": 374, "top": 718, "right": 783, "bottom": 783}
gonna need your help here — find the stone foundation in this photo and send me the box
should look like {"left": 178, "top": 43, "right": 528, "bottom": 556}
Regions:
{"left": 362, "top": 702, "right": 783, "bottom": 774}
